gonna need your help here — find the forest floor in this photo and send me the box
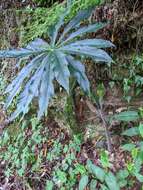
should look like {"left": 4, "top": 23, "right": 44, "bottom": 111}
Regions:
{"left": 0, "top": 0, "right": 143, "bottom": 189}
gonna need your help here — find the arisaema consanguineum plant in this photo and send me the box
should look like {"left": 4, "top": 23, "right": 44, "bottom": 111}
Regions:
{"left": 0, "top": 5, "right": 114, "bottom": 121}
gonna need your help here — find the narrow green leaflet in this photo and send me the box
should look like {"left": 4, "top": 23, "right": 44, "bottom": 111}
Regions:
{"left": 116, "top": 169, "right": 129, "bottom": 180}
{"left": 58, "top": 8, "right": 92, "bottom": 43}
{"left": 139, "top": 123, "right": 143, "bottom": 138}
{"left": 62, "top": 22, "right": 107, "bottom": 45}
{"left": 63, "top": 39, "right": 115, "bottom": 49}
{"left": 45, "top": 180, "right": 54, "bottom": 190}
{"left": 10, "top": 60, "right": 46, "bottom": 120}
{"left": 121, "top": 143, "right": 136, "bottom": 151}
{"left": 100, "top": 151, "right": 110, "bottom": 168}
{"left": 0, "top": 49, "right": 34, "bottom": 58}
{"left": 38, "top": 56, "right": 54, "bottom": 118}
{"left": 75, "top": 164, "right": 86, "bottom": 174}
{"left": 5, "top": 54, "right": 45, "bottom": 109}
{"left": 61, "top": 46, "right": 112, "bottom": 62}
{"left": 118, "top": 180, "right": 127, "bottom": 188}
{"left": 54, "top": 51, "right": 70, "bottom": 92}
{"left": 89, "top": 179, "right": 97, "bottom": 190}
{"left": 19, "top": 62, "right": 46, "bottom": 110}
{"left": 67, "top": 55, "right": 90, "bottom": 92}
{"left": 134, "top": 173, "right": 143, "bottom": 183}
{"left": 26, "top": 38, "right": 49, "bottom": 50}
{"left": 113, "top": 111, "right": 140, "bottom": 122}
{"left": 105, "top": 172, "right": 120, "bottom": 190}
{"left": 87, "top": 160, "right": 105, "bottom": 182}
{"left": 134, "top": 157, "right": 142, "bottom": 173}
{"left": 51, "top": 2, "right": 71, "bottom": 45}
{"left": 5, "top": 54, "right": 45, "bottom": 94}
{"left": 116, "top": 169, "right": 129, "bottom": 188}
{"left": 122, "top": 127, "right": 139, "bottom": 137}
{"left": 79, "top": 175, "right": 89, "bottom": 190}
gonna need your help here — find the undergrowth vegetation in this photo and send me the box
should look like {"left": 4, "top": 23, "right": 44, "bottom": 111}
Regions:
{"left": 0, "top": 0, "right": 143, "bottom": 189}
{"left": 1, "top": 115, "right": 143, "bottom": 189}
{"left": 18, "top": 0, "right": 103, "bottom": 45}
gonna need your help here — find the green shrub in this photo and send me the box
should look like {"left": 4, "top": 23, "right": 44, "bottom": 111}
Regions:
{"left": 123, "top": 55, "right": 143, "bottom": 102}
{"left": 0, "top": 117, "right": 83, "bottom": 189}
{"left": 121, "top": 123, "right": 143, "bottom": 184}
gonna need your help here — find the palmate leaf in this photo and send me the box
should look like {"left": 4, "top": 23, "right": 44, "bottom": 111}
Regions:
{"left": 0, "top": 6, "right": 114, "bottom": 120}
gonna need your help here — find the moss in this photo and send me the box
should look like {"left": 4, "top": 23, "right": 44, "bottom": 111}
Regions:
{"left": 64, "top": 95, "right": 81, "bottom": 134}
{"left": 32, "top": 0, "right": 59, "bottom": 7}
{"left": 17, "top": 3, "right": 65, "bottom": 45}
{"left": 64, "top": 78, "right": 84, "bottom": 135}
{"left": 17, "top": 0, "right": 104, "bottom": 45}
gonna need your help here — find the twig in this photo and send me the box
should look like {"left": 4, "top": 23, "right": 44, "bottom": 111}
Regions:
{"left": 98, "top": 109, "right": 112, "bottom": 152}
{"left": 86, "top": 99, "right": 112, "bottom": 152}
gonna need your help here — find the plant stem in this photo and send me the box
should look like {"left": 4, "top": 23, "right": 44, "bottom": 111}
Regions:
{"left": 98, "top": 109, "right": 112, "bottom": 152}
{"left": 86, "top": 99, "right": 112, "bottom": 152}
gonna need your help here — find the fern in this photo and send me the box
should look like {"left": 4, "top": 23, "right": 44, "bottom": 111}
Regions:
{"left": 0, "top": 8, "right": 114, "bottom": 120}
